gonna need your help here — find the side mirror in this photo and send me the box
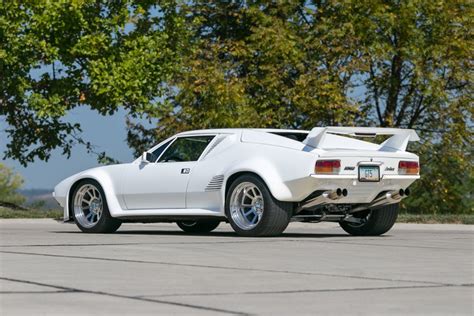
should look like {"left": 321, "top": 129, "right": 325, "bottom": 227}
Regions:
{"left": 141, "top": 152, "right": 153, "bottom": 163}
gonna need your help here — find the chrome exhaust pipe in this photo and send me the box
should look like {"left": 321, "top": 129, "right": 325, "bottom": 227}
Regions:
{"left": 389, "top": 189, "right": 405, "bottom": 200}
{"left": 371, "top": 190, "right": 403, "bottom": 208}
{"left": 350, "top": 189, "right": 406, "bottom": 213}
{"left": 297, "top": 188, "right": 345, "bottom": 211}
{"left": 325, "top": 188, "right": 343, "bottom": 200}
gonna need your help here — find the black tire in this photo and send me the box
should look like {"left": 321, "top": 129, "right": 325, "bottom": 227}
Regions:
{"left": 340, "top": 203, "right": 399, "bottom": 236}
{"left": 176, "top": 220, "right": 221, "bottom": 233}
{"left": 225, "top": 174, "right": 292, "bottom": 237}
{"left": 70, "top": 179, "right": 122, "bottom": 233}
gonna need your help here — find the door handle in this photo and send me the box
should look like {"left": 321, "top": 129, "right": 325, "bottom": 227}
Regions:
{"left": 181, "top": 168, "right": 190, "bottom": 174}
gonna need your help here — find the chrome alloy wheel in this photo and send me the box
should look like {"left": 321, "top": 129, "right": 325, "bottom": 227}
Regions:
{"left": 73, "top": 184, "right": 103, "bottom": 228}
{"left": 229, "top": 182, "right": 264, "bottom": 230}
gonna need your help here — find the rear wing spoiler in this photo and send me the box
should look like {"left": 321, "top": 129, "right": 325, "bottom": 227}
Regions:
{"left": 303, "top": 127, "right": 420, "bottom": 152}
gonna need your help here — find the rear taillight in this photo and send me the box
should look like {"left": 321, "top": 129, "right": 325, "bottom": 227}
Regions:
{"left": 315, "top": 160, "right": 341, "bottom": 174}
{"left": 398, "top": 161, "right": 419, "bottom": 175}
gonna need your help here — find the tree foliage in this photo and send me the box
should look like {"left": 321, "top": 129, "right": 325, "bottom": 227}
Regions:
{"left": 127, "top": 1, "right": 361, "bottom": 152}
{"left": 1, "top": 1, "right": 472, "bottom": 214}
{"left": 0, "top": 163, "right": 25, "bottom": 206}
{"left": 1, "top": 1, "right": 188, "bottom": 164}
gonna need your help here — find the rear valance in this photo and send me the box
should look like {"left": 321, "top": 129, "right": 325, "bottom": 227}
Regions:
{"left": 303, "top": 127, "right": 420, "bottom": 152}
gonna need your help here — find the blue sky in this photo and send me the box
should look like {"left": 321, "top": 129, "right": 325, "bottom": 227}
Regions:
{"left": 1, "top": 108, "right": 138, "bottom": 189}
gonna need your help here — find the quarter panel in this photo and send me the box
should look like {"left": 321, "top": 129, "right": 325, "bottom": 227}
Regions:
{"left": 185, "top": 134, "right": 237, "bottom": 214}
{"left": 221, "top": 142, "right": 316, "bottom": 203}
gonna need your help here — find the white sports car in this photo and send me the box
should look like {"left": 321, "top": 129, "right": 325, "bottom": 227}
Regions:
{"left": 54, "top": 127, "right": 420, "bottom": 237}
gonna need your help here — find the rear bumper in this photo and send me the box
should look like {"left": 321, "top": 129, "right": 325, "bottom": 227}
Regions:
{"left": 281, "top": 174, "right": 419, "bottom": 204}
{"left": 308, "top": 174, "right": 419, "bottom": 204}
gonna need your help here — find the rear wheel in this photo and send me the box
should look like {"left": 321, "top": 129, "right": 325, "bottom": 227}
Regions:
{"left": 225, "top": 175, "right": 292, "bottom": 237}
{"left": 176, "top": 220, "right": 221, "bottom": 233}
{"left": 340, "top": 203, "right": 399, "bottom": 236}
{"left": 71, "top": 179, "right": 121, "bottom": 233}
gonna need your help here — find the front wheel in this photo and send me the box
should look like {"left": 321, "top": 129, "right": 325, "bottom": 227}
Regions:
{"left": 225, "top": 175, "right": 292, "bottom": 237}
{"left": 176, "top": 220, "right": 221, "bottom": 233}
{"left": 71, "top": 179, "right": 121, "bottom": 233}
{"left": 340, "top": 203, "right": 399, "bottom": 236}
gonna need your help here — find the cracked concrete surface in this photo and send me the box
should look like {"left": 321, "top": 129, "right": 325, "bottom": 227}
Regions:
{"left": 0, "top": 219, "right": 472, "bottom": 315}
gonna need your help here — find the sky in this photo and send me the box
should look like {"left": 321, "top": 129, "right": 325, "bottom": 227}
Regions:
{"left": 0, "top": 108, "right": 140, "bottom": 189}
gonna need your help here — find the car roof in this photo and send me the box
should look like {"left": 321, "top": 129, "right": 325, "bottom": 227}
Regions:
{"left": 176, "top": 128, "right": 309, "bottom": 136}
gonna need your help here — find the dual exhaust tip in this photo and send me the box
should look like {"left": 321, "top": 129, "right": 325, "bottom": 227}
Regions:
{"left": 336, "top": 188, "right": 348, "bottom": 197}
{"left": 324, "top": 188, "right": 348, "bottom": 200}
{"left": 392, "top": 188, "right": 410, "bottom": 200}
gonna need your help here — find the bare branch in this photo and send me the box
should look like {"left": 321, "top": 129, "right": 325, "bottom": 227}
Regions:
{"left": 369, "top": 62, "right": 384, "bottom": 125}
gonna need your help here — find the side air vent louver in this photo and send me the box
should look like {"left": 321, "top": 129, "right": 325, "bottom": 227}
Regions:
{"left": 205, "top": 175, "right": 224, "bottom": 191}
{"left": 202, "top": 136, "right": 226, "bottom": 159}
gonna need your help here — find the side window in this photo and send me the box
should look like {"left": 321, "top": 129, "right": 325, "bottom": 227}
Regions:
{"left": 158, "top": 136, "right": 215, "bottom": 163}
{"left": 150, "top": 138, "right": 174, "bottom": 162}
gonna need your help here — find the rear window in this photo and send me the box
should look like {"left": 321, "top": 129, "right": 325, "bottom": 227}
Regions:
{"left": 270, "top": 132, "right": 308, "bottom": 142}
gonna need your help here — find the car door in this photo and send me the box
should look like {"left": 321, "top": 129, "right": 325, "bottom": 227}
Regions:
{"left": 121, "top": 135, "right": 215, "bottom": 210}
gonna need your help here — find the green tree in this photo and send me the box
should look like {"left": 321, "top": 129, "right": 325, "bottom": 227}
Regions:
{"left": 0, "top": 1, "right": 188, "bottom": 165}
{"left": 0, "top": 163, "right": 25, "bottom": 206}
{"left": 128, "top": 1, "right": 472, "bottom": 214}
{"left": 1, "top": 1, "right": 472, "bottom": 214}
{"left": 127, "top": 1, "right": 360, "bottom": 152}
{"left": 344, "top": 1, "right": 473, "bottom": 214}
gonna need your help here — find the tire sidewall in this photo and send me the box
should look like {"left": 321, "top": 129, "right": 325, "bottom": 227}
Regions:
{"left": 225, "top": 175, "right": 279, "bottom": 236}
{"left": 340, "top": 203, "right": 399, "bottom": 236}
{"left": 71, "top": 179, "right": 119, "bottom": 233}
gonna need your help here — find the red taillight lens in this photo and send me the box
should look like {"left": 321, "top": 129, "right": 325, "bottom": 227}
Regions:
{"left": 315, "top": 160, "right": 341, "bottom": 174}
{"left": 398, "top": 161, "right": 419, "bottom": 175}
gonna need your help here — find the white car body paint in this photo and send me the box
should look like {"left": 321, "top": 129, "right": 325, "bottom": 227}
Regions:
{"left": 54, "top": 127, "right": 420, "bottom": 221}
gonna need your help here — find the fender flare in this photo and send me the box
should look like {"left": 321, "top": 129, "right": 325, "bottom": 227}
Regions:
{"left": 65, "top": 171, "right": 122, "bottom": 220}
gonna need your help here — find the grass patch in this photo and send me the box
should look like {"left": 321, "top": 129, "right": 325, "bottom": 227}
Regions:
{"left": 0, "top": 207, "right": 63, "bottom": 219}
{"left": 398, "top": 213, "right": 474, "bottom": 225}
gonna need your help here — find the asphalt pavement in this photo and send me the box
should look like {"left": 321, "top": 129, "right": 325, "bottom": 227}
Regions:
{"left": 0, "top": 219, "right": 472, "bottom": 315}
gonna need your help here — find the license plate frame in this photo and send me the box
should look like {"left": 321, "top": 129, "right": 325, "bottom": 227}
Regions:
{"left": 358, "top": 165, "right": 380, "bottom": 182}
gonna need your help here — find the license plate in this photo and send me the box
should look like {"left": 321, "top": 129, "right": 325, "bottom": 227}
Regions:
{"left": 359, "top": 166, "right": 380, "bottom": 182}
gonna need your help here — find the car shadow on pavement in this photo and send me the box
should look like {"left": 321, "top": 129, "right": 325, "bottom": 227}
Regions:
{"left": 52, "top": 230, "right": 350, "bottom": 238}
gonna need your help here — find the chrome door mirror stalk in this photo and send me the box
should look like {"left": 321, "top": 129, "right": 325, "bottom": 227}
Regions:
{"left": 141, "top": 152, "right": 153, "bottom": 163}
